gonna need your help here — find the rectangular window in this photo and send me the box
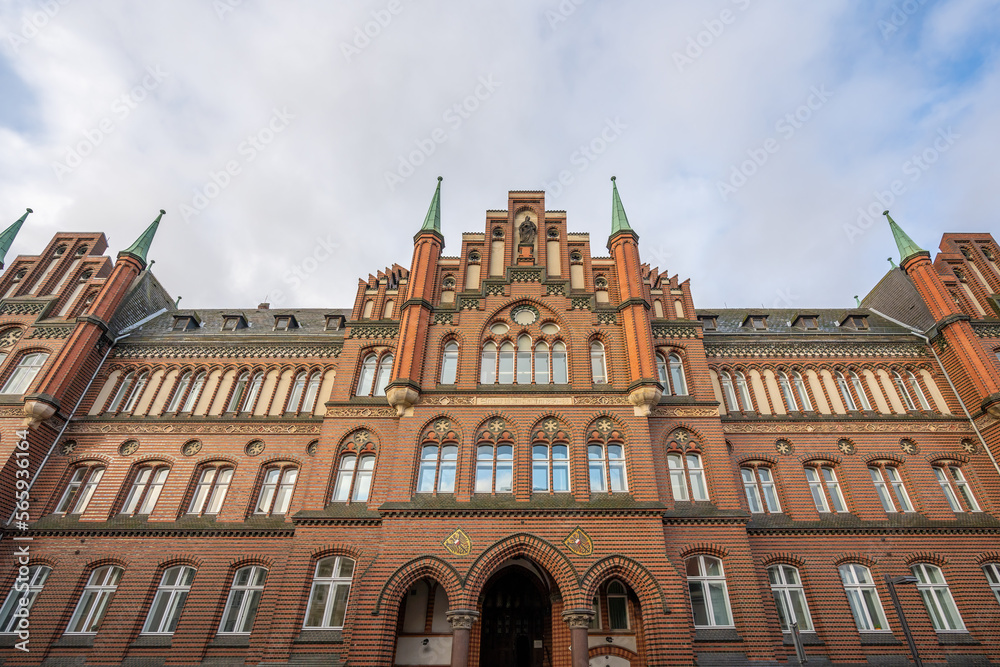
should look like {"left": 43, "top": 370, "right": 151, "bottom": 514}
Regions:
{"left": 768, "top": 565, "right": 813, "bottom": 632}
{"left": 304, "top": 557, "right": 354, "bottom": 629}
{"left": 65, "top": 566, "right": 123, "bottom": 634}
{"left": 839, "top": 564, "right": 889, "bottom": 632}
{"left": 219, "top": 566, "right": 267, "bottom": 635}
{"left": 912, "top": 564, "right": 965, "bottom": 632}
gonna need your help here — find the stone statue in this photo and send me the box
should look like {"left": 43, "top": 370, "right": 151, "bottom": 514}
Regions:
{"left": 518, "top": 215, "right": 537, "bottom": 245}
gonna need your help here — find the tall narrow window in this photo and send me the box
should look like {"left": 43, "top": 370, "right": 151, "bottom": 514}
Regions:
{"left": 720, "top": 372, "right": 739, "bottom": 412}
{"left": 122, "top": 465, "right": 169, "bottom": 515}
{"left": 332, "top": 455, "right": 357, "bottom": 502}
{"left": 256, "top": 466, "right": 298, "bottom": 514}
{"left": 850, "top": 372, "right": 872, "bottom": 410}
{"left": 669, "top": 354, "right": 688, "bottom": 395}
{"left": 498, "top": 342, "right": 514, "bottom": 384}
{"left": 779, "top": 372, "right": 798, "bottom": 412}
{"left": 735, "top": 372, "right": 753, "bottom": 411}
{"left": 475, "top": 444, "right": 513, "bottom": 493}
{"left": 142, "top": 566, "right": 196, "bottom": 635}
{"left": 532, "top": 445, "right": 550, "bottom": 492}
{"left": 107, "top": 371, "right": 136, "bottom": 412}
{"left": 552, "top": 444, "right": 570, "bottom": 492}
{"left": 383, "top": 300, "right": 394, "bottom": 319}
{"left": 552, "top": 341, "right": 568, "bottom": 383}
{"left": 907, "top": 371, "right": 931, "bottom": 410}
{"left": 188, "top": 466, "right": 234, "bottom": 515}
{"left": 793, "top": 372, "right": 813, "bottom": 411}
{"left": 0, "top": 565, "right": 51, "bottom": 633}
{"left": 686, "top": 556, "right": 733, "bottom": 627}
{"left": 869, "top": 466, "right": 912, "bottom": 513}
{"left": 741, "top": 467, "right": 780, "bottom": 513}
{"left": 516, "top": 335, "right": 532, "bottom": 384}
{"left": 352, "top": 456, "right": 374, "bottom": 501}
{"left": 534, "top": 342, "right": 549, "bottom": 384}
{"left": 218, "top": 566, "right": 267, "bottom": 635}
{"left": 668, "top": 453, "right": 708, "bottom": 501}
{"left": 480, "top": 342, "right": 497, "bottom": 384}
{"left": 839, "top": 564, "right": 889, "bottom": 632}
{"left": 286, "top": 372, "right": 306, "bottom": 412}
{"left": 374, "top": 355, "right": 393, "bottom": 396}
{"left": 65, "top": 565, "right": 123, "bottom": 634}
{"left": 805, "top": 466, "right": 847, "bottom": 513}
{"left": 836, "top": 371, "right": 857, "bottom": 411}
{"left": 440, "top": 342, "right": 458, "bottom": 384}
{"left": 166, "top": 372, "right": 192, "bottom": 413}
{"left": 121, "top": 371, "right": 149, "bottom": 413}
{"left": 606, "top": 581, "right": 629, "bottom": 630}
{"left": 911, "top": 564, "right": 965, "bottom": 632}
{"left": 55, "top": 465, "right": 104, "bottom": 514}
{"left": 656, "top": 354, "right": 668, "bottom": 388}
{"left": 303, "top": 557, "right": 355, "bottom": 629}
{"left": 301, "top": 371, "right": 322, "bottom": 412}
{"left": 934, "top": 465, "right": 980, "bottom": 512}
{"left": 588, "top": 445, "right": 607, "bottom": 493}
{"left": 240, "top": 372, "right": 263, "bottom": 412}
{"left": 356, "top": 355, "right": 377, "bottom": 396}
{"left": 768, "top": 565, "right": 813, "bottom": 632}
{"left": 227, "top": 372, "right": 248, "bottom": 412}
{"left": 590, "top": 341, "right": 607, "bottom": 383}
{"left": 983, "top": 563, "right": 1000, "bottom": 604}
{"left": 1, "top": 352, "right": 48, "bottom": 395}
{"left": 181, "top": 371, "right": 206, "bottom": 413}
{"left": 893, "top": 371, "right": 916, "bottom": 410}
{"left": 416, "top": 445, "right": 457, "bottom": 494}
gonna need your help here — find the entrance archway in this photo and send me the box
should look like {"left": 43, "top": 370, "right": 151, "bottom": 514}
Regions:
{"left": 478, "top": 565, "right": 551, "bottom": 667}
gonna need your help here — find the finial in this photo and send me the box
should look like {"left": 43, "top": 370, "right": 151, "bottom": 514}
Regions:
{"left": 25, "top": 208, "right": 32, "bottom": 214}
{"left": 883, "top": 209, "right": 926, "bottom": 263}
{"left": 854, "top": 295, "right": 861, "bottom": 307}
{"left": 611, "top": 176, "right": 616, "bottom": 181}
{"left": 888, "top": 257, "right": 896, "bottom": 269}
{"left": 437, "top": 176, "right": 442, "bottom": 182}
{"left": 175, "top": 296, "right": 182, "bottom": 308}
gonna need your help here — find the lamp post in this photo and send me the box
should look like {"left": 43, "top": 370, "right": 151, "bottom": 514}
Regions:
{"left": 884, "top": 575, "right": 922, "bottom": 667}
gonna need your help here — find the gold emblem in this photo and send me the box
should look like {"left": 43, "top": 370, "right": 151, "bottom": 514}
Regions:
{"left": 563, "top": 527, "right": 593, "bottom": 556}
{"left": 444, "top": 528, "right": 471, "bottom": 556}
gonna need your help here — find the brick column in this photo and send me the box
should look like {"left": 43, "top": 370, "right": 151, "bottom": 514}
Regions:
{"left": 446, "top": 609, "right": 479, "bottom": 667}
{"left": 562, "top": 609, "right": 594, "bottom": 667}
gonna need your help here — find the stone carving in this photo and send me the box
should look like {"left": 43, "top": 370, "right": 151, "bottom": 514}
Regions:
{"left": 562, "top": 610, "right": 596, "bottom": 628}
{"left": 775, "top": 439, "right": 794, "bottom": 455}
{"left": 26, "top": 326, "right": 73, "bottom": 339}
{"left": 575, "top": 395, "right": 630, "bottom": 406}
{"left": 509, "top": 269, "right": 542, "bottom": 283}
{"left": 650, "top": 406, "right": 719, "bottom": 417}
{"left": 899, "top": 439, "right": 919, "bottom": 455}
{"left": 723, "top": 421, "right": 968, "bottom": 434}
{"left": 571, "top": 297, "right": 591, "bottom": 310}
{"left": 67, "top": 422, "right": 321, "bottom": 435}
{"left": 446, "top": 611, "right": 479, "bottom": 629}
{"left": 432, "top": 313, "right": 453, "bottom": 325}
{"left": 518, "top": 215, "right": 537, "bottom": 245}
{"left": 245, "top": 440, "right": 265, "bottom": 456}
{"left": 325, "top": 407, "right": 397, "bottom": 418}
{"left": 546, "top": 283, "right": 565, "bottom": 296}
{"left": 182, "top": 440, "right": 202, "bottom": 456}
{"left": 597, "top": 312, "right": 616, "bottom": 325}
{"left": 652, "top": 325, "right": 700, "bottom": 339}
{"left": 118, "top": 440, "right": 139, "bottom": 456}
{"left": 837, "top": 439, "right": 856, "bottom": 455}
{"left": 419, "top": 396, "right": 477, "bottom": 406}
{"left": 460, "top": 297, "right": 480, "bottom": 311}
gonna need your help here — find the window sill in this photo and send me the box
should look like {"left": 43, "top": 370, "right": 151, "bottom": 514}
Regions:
{"left": 782, "top": 632, "right": 823, "bottom": 646}
{"left": 131, "top": 635, "right": 172, "bottom": 648}
{"left": 937, "top": 632, "right": 979, "bottom": 645}
{"left": 210, "top": 634, "right": 251, "bottom": 647}
{"left": 693, "top": 628, "right": 742, "bottom": 642}
{"left": 52, "top": 634, "right": 96, "bottom": 648}
{"left": 858, "top": 632, "right": 902, "bottom": 645}
{"left": 294, "top": 629, "right": 343, "bottom": 644}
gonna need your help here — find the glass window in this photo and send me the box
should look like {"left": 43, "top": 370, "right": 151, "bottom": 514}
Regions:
{"left": 588, "top": 444, "right": 607, "bottom": 492}
{"left": 166, "top": 372, "right": 191, "bottom": 413}
{"left": 532, "top": 445, "right": 550, "bottom": 492}
{"left": 982, "top": 563, "right": 1000, "bottom": 605}
{"left": 332, "top": 455, "right": 356, "bottom": 502}
{"left": 768, "top": 565, "right": 813, "bottom": 632}
{"left": 908, "top": 372, "right": 931, "bottom": 410}
{"left": 122, "top": 465, "right": 169, "bottom": 515}
{"left": 142, "top": 566, "right": 196, "bottom": 635}
{"left": 121, "top": 371, "right": 149, "bottom": 413}
{"left": 912, "top": 563, "right": 965, "bottom": 632}
{"left": 934, "top": 465, "right": 979, "bottom": 512}
{"left": 476, "top": 444, "right": 513, "bottom": 494}
{"left": 735, "top": 372, "right": 753, "bottom": 411}
{"left": 607, "top": 580, "right": 629, "bottom": 630}
{"left": 793, "top": 372, "right": 813, "bottom": 411}
{"left": 498, "top": 342, "right": 514, "bottom": 384}
{"left": 850, "top": 372, "right": 872, "bottom": 410}
{"left": 303, "top": 557, "right": 354, "bottom": 629}
{"left": 256, "top": 466, "right": 298, "bottom": 514}
{"left": 516, "top": 335, "right": 532, "bottom": 384}
{"left": 55, "top": 465, "right": 104, "bottom": 515}
{"left": 416, "top": 445, "right": 457, "bottom": 494}
{"left": 301, "top": 372, "right": 322, "bottom": 413}
{"left": 188, "top": 466, "right": 234, "bottom": 515}
{"left": 1, "top": 352, "right": 49, "bottom": 395}
{"left": 805, "top": 466, "right": 846, "bottom": 513}
{"left": 839, "top": 564, "right": 889, "bottom": 632}
{"left": 0, "top": 565, "right": 51, "bottom": 633}
{"left": 242, "top": 372, "right": 263, "bottom": 412}
{"left": 552, "top": 341, "right": 568, "bottom": 384}
{"left": 480, "top": 342, "right": 497, "bottom": 384}
{"left": 552, "top": 444, "right": 570, "bottom": 492}
{"left": 720, "top": 372, "right": 739, "bottom": 412}
{"left": 440, "top": 342, "right": 458, "bottom": 384}
{"left": 669, "top": 354, "right": 688, "bottom": 396}
{"left": 686, "top": 556, "right": 733, "bottom": 627}
{"left": 534, "top": 342, "right": 550, "bottom": 384}
{"left": 836, "top": 372, "right": 857, "bottom": 411}
{"left": 181, "top": 372, "right": 206, "bottom": 413}
{"left": 65, "top": 565, "right": 123, "bottom": 634}
{"left": 107, "top": 371, "right": 135, "bottom": 412}
{"left": 356, "top": 355, "right": 377, "bottom": 396}
{"left": 589, "top": 596, "right": 601, "bottom": 630}
{"left": 893, "top": 371, "right": 916, "bottom": 411}
{"left": 227, "top": 372, "right": 249, "bottom": 412}
{"left": 656, "top": 354, "right": 668, "bottom": 387}
{"left": 352, "top": 456, "right": 375, "bottom": 502}
{"left": 374, "top": 355, "right": 393, "bottom": 396}
{"left": 591, "top": 341, "right": 607, "bottom": 383}
{"left": 218, "top": 566, "right": 267, "bottom": 635}
{"left": 869, "top": 466, "right": 913, "bottom": 513}
{"left": 779, "top": 372, "right": 798, "bottom": 412}
{"left": 286, "top": 372, "right": 306, "bottom": 412}
{"left": 669, "top": 453, "right": 708, "bottom": 501}
{"left": 741, "top": 467, "right": 780, "bottom": 513}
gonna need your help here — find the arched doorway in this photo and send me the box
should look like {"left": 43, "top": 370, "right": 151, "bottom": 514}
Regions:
{"left": 479, "top": 566, "right": 551, "bottom": 667}
{"left": 393, "top": 578, "right": 451, "bottom": 666}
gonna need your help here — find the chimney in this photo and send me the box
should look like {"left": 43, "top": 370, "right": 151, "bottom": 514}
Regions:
{"left": 258, "top": 302, "right": 270, "bottom": 310}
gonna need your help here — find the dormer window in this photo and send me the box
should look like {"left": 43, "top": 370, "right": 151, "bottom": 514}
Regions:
{"left": 274, "top": 315, "right": 298, "bottom": 331}
{"left": 172, "top": 316, "right": 198, "bottom": 331}
{"left": 699, "top": 316, "right": 717, "bottom": 331}
{"left": 325, "top": 315, "right": 345, "bottom": 331}
{"left": 745, "top": 315, "right": 767, "bottom": 330}
{"left": 843, "top": 315, "right": 868, "bottom": 330}
{"left": 222, "top": 315, "right": 247, "bottom": 331}
{"left": 53, "top": 245, "right": 67, "bottom": 257}
{"left": 794, "top": 315, "right": 818, "bottom": 330}
{"left": 75, "top": 245, "right": 88, "bottom": 256}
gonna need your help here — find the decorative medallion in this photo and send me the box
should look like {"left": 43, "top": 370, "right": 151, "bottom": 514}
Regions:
{"left": 59, "top": 440, "right": 77, "bottom": 456}
{"left": 595, "top": 418, "right": 614, "bottom": 435}
{"left": 774, "top": 439, "right": 794, "bottom": 455}
{"left": 306, "top": 440, "right": 319, "bottom": 456}
{"left": 434, "top": 419, "right": 452, "bottom": 434}
{"left": 245, "top": 440, "right": 265, "bottom": 457}
{"left": 960, "top": 439, "right": 978, "bottom": 454}
{"left": 182, "top": 440, "right": 202, "bottom": 457}
{"left": 118, "top": 440, "right": 139, "bottom": 456}
{"left": 444, "top": 528, "right": 472, "bottom": 556}
{"left": 899, "top": 439, "right": 919, "bottom": 455}
{"left": 563, "top": 528, "right": 593, "bottom": 556}
{"left": 0, "top": 327, "right": 23, "bottom": 348}
{"left": 487, "top": 418, "right": 505, "bottom": 434}
{"left": 510, "top": 305, "right": 539, "bottom": 326}
{"left": 837, "top": 439, "right": 856, "bottom": 455}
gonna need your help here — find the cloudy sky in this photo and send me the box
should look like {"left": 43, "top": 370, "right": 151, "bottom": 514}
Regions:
{"left": 1, "top": 1, "right": 997, "bottom": 312}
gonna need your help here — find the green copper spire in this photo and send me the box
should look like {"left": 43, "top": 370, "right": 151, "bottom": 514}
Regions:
{"left": 0, "top": 208, "right": 31, "bottom": 269}
{"left": 610, "top": 176, "right": 636, "bottom": 237}
{"left": 419, "top": 177, "right": 442, "bottom": 235}
{"left": 119, "top": 209, "right": 165, "bottom": 267}
{"left": 883, "top": 210, "right": 926, "bottom": 263}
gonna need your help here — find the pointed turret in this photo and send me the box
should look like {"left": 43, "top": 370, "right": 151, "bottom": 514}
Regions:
{"left": 609, "top": 176, "right": 636, "bottom": 241}
{"left": 119, "top": 209, "right": 165, "bottom": 267}
{"left": 883, "top": 210, "right": 927, "bottom": 263}
{"left": 418, "top": 177, "right": 443, "bottom": 238}
{"left": 0, "top": 208, "right": 31, "bottom": 269}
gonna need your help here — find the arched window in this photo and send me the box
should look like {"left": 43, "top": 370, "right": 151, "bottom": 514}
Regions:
{"left": 121, "top": 371, "right": 149, "bottom": 413}
{"left": 838, "top": 564, "right": 888, "bottom": 631}
{"left": 893, "top": 370, "right": 916, "bottom": 411}
{"left": 735, "top": 371, "right": 753, "bottom": 411}
{"left": 286, "top": 372, "right": 307, "bottom": 412}
{"left": 793, "top": 372, "right": 813, "bottom": 411}
{"left": 933, "top": 464, "right": 980, "bottom": 512}
{"left": 531, "top": 418, "right": 570, "bottom": 493}
{"left": 181, "top": 371, "right": 206, "bottom": 413}
{"left": 590, "top": 341, "right": 607, "bottom": 384}
{"left": 498, "top": 341, "right": 514, "bottom": 384}
{"left": 122, "top": 465, "right": 169, "bottom": 515}
{"left": 362, "top": 300, "right": 374, "bottom": 319}
{"left": 804, "top": 465, "right": 847, "bottom": 513}
{"left": 383, "top": 300, "right": 394, "bottom": 319}
{"left": 668, "top": 452, "right": 709, "bottom": 501}
{"left": 219, "top": 566, "right": 267, "bottom": 635}
{"left": 534, "top": 341, "right": 549, "bottom": 384}
{"left": 107, "top": 370, "right": 135, "bottom": 412}
{"left": 741, "top": 466, "right": 779, "bottom": 513}
{"left": 187, "top": 465, "right": 234, "bottom": 515}
{"left": 301, "top": 371, "right": 322, "bottom": 412}
{"left": 416, "top": 421, "right": 459, "bottom": 494}
{"left": 356, "top": 354, "right": 377, "bottom": 395}
{"left": 475, "top": 444, "right": 513, "bottom": 493}
{"left": 227, "top": 372, "right": 249, "bottom": 412}
{"left": 374, "top": 355, "right": 392, "bottom": 396}
{"left": 982, "top": 563, "right": 1000, "bottom": 604}
{"left": 440, "top": 341, "right": 458, "bottom": 384}
{"left": 606, "top": 580, "right": 629, "bottom": 630}
{"left": 166, "top": 371, "right": 191, "bottom": 413}
{"left": 0, "top": 565, "right": 51, "bottom": 633}
{"left": 907, "top": 371, "right": 931, "bottom": 410}
{"left": 850, "top": 371, "right": 872, "bottom": 411}
{"left": 869, "top": 465, "right": 912, "bottom": 513}
{"left": 778, "top": 372, "right": 798, "bottom": 412}
{"left": 911, "top": 563, "right": 965, "bottom": 632}
{"left": 587, "top": 418, "right": 627, "bottom": 493}
{"left": 331, "top": 455, "right": 375, "bottom": 502}
{"left": 55, "top": 464, "right": 104, "bottom": 514}
{"left": 256, "top": 465, "right": 298, "bottom": 514}
{"left": 480, "top": 342, "right": 497, "bottom": 384}
{"left": 656, "top": 354, "right": 668, "bottom": 386}
{"left": 552, "top": 341, "right": 568, "bottom": 383}
{"left": 304, "top": 556, "right": 355, "bottom": 629}
{"left": 65, "top": 565, "right": 123, "bottom": 634}
{"left": 669, "top": 354, "right": 687, "bottom": 395}
{"left": 720, "top": 372, "right": 739, "bottom": 412}
{"left": 836, "top": 371, "right": 857, "bottom": 411}
{"left": 768, "top": 565, "right": 813, "bottom": 632}
{"left": 241, "top": 372, "right": 264, "bottom": 411}
{"left": 686, "top": 556, "right": 733, "bottom": 627}
{"left": 516, "top": 335, "right": 532, "bottom": 384}
{"left": 142, "top": 565, "right": 196, "bottom": 635}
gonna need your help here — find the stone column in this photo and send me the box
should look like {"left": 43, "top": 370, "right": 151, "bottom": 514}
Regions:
{"left": 562, "top": 609, "right": 595, "bottom": 667}
{"left": 446, "top": 609, "right": 479, "bottom": 667}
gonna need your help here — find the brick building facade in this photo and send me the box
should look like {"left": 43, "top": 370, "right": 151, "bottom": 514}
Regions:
{"left": 0, "top": 179, "right": 999, "bottom": 667}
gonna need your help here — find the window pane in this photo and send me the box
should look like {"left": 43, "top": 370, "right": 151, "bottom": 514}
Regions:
{"left": 552, "top": 342, "right": 568, "bottom": 384}
{"left": 608, "top": 596, "right": 628, "bottom": 630}
{"left": 688, "top": 582, "right": 709, "bottom": 626}
{"left": 708, "top": 583, "right": 731, "bottom": 626}
{"left": 326, "top": 583, "right": 350, "bottom": 628}
{"left": 305, "top": 583, "right": 329, "bottom": 627}
{"left": 481, "top": 344, "right": 497, "bottom": 384}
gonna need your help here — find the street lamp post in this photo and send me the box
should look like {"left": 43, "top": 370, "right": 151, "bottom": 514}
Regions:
{"left": 884, "top": 575, "right": 922, "bottom": 667}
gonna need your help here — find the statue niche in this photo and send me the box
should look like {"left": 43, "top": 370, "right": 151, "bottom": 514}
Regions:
{"left": 516, "top": 214, "right": 537, "bottom": 265}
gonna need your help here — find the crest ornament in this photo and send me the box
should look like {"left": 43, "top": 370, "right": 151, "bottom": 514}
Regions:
{"left": 960, "top": 439, "right": 978, "bottom": 454}
{"left": 444, "top": 528, "right": 472, "bottom": 556}
{"left": 563, "top": 527, "right": 594, "bottom": 556}
{"left": 118, "top": 440, "right": 139, "bottom": 456}
{"left": 899, "top": 439, "right": 918, "bottom": 455}
{"left": 59, "top": 440, "right": 77, "bottom": 456}
{"left": 245, "top": 440, "right": 265, "bottom": 456}
{"left": 182, "top": 440, "right": 202, "bottom": 457}
{"left": 774, "top": 439, "right": 793, "bottom": 455}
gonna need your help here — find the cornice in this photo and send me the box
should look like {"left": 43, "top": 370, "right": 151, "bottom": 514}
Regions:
{"left": 704, "top": 340, "right": 926, "bottom": 359}
{"left": 112, "top": 342, "right": 343, "bottom": 359}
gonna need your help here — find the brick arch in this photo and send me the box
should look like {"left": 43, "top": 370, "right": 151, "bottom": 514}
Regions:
{"left": 373, "top": 556, "right": 464, "bottom": 615}
{"left": 758, "top": 553, "right": 806, "bottom": 568}
{"left": 678, "top": 543, "right": 729, "bottom": 560}
{"left": 156, "top": 554, "right": 204, "bottom": 570}
{"left": 903, "top": 552, "right": 948, "bottom": 567}
{"left": 437, "top": 329, "right": 467, "bottom": 346}
{"left": 735, "top": 452, "right": 778, "bottom": 466}
{"left": 479, "top": 297, "right": 571, "bottom": 339}
{"left": 309, "top": 543, "right": 363, "bottom": 562}
{"left": 974, "top": 551, "right": 1000, "bottom": 565}
{"left": 862, "top": 452, "right": 907, "bottom": 465}
{"left": 473, "top": 412, "right": 521, "bottom": 441}
{"left": 529, "top": 414, "right": 572, "bottom": 444}
{"left": 832, "top": 552, "right": 878, "bottom": 567}
{"left": 415, "top": 413, "right": 465, "bottom": 443}
{"left": 228, "top": 554, "right": 276, "bottom": 570}
{"left": 925, "top": 451, "right": 970, "bottom": 465}
{"left": 583, "top": 412, "right": 630, "bottom": 442}
{"left": 461, "top": 533, "right": 581, "bottom": 608}
{"left": 798, "top": 453, "right": 842, "bottom": 466}
{"left": 580, "top": 555, "right": 669, "bottom": 614}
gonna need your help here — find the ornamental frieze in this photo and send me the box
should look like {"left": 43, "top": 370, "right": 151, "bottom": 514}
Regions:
{"left": 704, "top": 342, "right": 926, "bottom": 359}
{"left": 723, "top": 421, "right": 969, "bottom": 434}
{"left": 972, "top": 322, "right": 1000, "bottom": 338}
{"left": 0, "top": 407, "right": 24, "bottom": 418}
{"left": 112, "top": 343, "right": 342, "bottom": 359}
{"left": 652, "top": 325, "right": 700, "bottom": 339}
{"left": 650, "top": 406, "right": 720, "bottom": 418}
{"left": 347, "top": 324, "right": 398, "bottom": 339}
{"left": 325, "top": 407, "right": 398, "bottom": 418}
{"left": 26, "top": 326, "right": 74, "bottom": 339}
{"left": 0, "top": 301, "right": 46, "bottom": 316}
{"left": 65, "top": 422, "right": 321, "bottom": 435}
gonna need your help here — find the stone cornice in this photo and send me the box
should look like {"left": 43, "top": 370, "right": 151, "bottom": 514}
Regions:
{"left": 704, "top": 341, "right": 926, "bottom": 358}
{"left": 111, "top": 342, "right": 343, "bottom": 359}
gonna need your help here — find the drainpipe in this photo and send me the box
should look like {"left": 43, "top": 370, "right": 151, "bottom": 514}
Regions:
{"left": 867, "top": 308, "right": 1000, "bottom": 480}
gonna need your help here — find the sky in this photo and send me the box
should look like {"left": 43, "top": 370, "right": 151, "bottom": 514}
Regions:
{"left": 0, "top": 0, "right": 998, "bottom": 312}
